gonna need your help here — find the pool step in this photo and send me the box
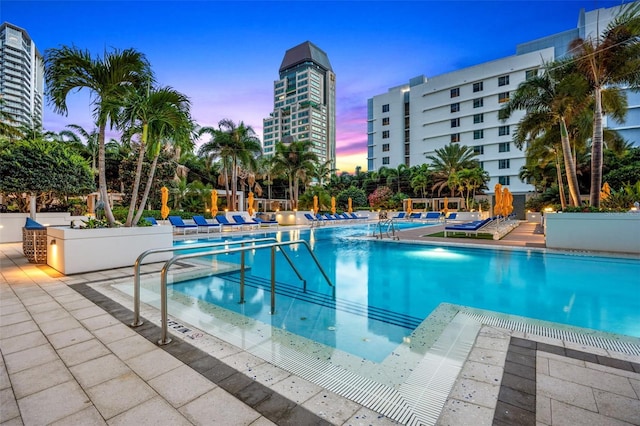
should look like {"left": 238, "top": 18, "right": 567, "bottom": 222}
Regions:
{"left": 218, "top": 272, "right": 422, "bottom": 330}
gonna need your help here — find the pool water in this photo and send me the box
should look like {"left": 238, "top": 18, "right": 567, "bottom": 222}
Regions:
{"left": 171, "top": 224, "right": 640, "bottom": 362}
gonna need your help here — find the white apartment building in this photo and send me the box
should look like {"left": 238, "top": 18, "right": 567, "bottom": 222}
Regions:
{"left": 0, "top": 22, "right": 44, "bottom": 130}
{"left": 367, "top": 4, "right": 640, "bottom": 195}
{"left": 263, "top": 41, "right": 336, "bottom": 169}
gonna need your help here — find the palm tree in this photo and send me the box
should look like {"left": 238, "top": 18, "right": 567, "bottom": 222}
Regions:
{"left": 311, "top": 160, "right": 336, "bottom": 186}
{"left": 59, "top": 124, "right": 100, "bottom": 172}
{"left": 425, "top": 144, "right": 478, "bottom": 196}
{"left": 119, "top": 85, "right": 192, "bottom": 226}
{"left": 44, "top": 45, "right": 152, "bottom": 225}
{"left": 501, "top": 61, "right": 589, "bottom": 206}
{"left": 198, "top": 120, "right": 261, "bottom": 211}
{"left": 569, "top": 3, "right": 640, "bottom": 207}
{"left": 271, "top": 140, "right": 318, "bottom": 209}
{"left": 0, "top": 98, "right": 23, "bottom": 141}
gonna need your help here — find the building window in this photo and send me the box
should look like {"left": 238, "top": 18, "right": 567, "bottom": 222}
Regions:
{"left": 450, "top": 87, "right": 460, "bottom": 98}
{"left": 498, "top": 75, "right": 510, "bottom": 86}
{"left": 473, "top": 81, "right": 483, "bottom": 92}
{"left": 499, "top": 142, "right": 510, "bottom": 152}
{"left": 451, "top": 133, "right": 460, "bottom": 143}
{"left": 382, "top": 143, "right": 390, "bottom": 152}
{"left": 451, "top": 118, "right": 460, "bottom": 128}
{"left": 473, "top": 130, "right": 484, "bottom": 139}
{"left": 498, "top": 92, "right": 510, "bottom": 103}
{"left": 382, "top": 130, "right": 390, "bottom": 139}
{"left": 525, "top": 69, "right": 538, "bottom": 80}
{"left": 450, "top": 102, "right": 460, "bottom": 113}
{"left": 382, "top": 117, "right": 390, "bottom": 125}
{"left": 473, "top": 113, "right": 484, "bottom": 124}
{"left": 498, "top": 126, "right": 510, "bottom": 136}
{"left": 382, "top": 104, "right": 390, "bottom": 113}
{"left": 382, "top": 156, "right": 390, "bottom": 165}
{"left": 499, "top": 159, "right": 510, "bottom": 169}
{"left": 473, "top": 145, "right": 484, "bottom": 154}
{"left": 473, "top": 98, "right": 483, "bottom": 108}
{"left": 499, "top": 176, "right": 510, "bottom": 185}
{"left": 404, "top": 144, "right": 410, "bottom": 155}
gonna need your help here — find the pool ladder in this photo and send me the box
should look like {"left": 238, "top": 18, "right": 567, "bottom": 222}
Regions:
{"left": 374, "top": 218, "right": 399, "bottom": 240}
{"left": 131, "top": 237, "right": 334, "bottom": 345}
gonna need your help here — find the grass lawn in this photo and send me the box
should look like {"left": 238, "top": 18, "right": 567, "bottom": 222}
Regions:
{"left": 424, "top": 231, "right": 494, "bottom": 240}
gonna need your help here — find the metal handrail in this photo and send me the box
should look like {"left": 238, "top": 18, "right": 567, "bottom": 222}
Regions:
{"left": 156, "top": 239, "right": 334, "bottom": 345}
{"left": 374, "top": 219, "right": 399, "bottom": 240}
{"left": 131, "top": 237, "right": 303, "bottom": 327}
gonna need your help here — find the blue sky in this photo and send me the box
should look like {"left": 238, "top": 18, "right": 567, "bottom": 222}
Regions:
{"left": 2, "top": 0, "right": 630, "bottom": 172}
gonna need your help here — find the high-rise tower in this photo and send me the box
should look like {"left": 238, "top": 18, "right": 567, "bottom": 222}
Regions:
{"left": 263, "top": 41, "right": 336, "bottom": 169}
{"left": 0, "top": 22, "right": 44, "bottom": 131}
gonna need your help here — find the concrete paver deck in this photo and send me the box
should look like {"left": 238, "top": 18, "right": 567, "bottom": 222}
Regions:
{"left": 2, "top": 222, "right": 639, "bottom": 425}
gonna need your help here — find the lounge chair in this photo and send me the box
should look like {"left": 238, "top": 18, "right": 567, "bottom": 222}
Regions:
{"left": 392, "top": 212, "right": 406, "bottom": 219}
{"left": 340, "top": 213, "right": 357, "bottom": 220}
{"left": 424, "top": 212, "right": 442, "bottom": 222}
{"left": 143, "top": 217, "right": 158, "bottom": 226}
{"left": 409, "top": 212, "right": 422, "bottom": 220}
{"left": 214, "top": 215, "right": 243, "bottom": 231}
{"left": 444, "top": 218, "right": 494, "bottom": 237}
{"left": 192, "top": 215, "right": 220, "bottom": 233}
{"left": 444, "top": 212, "right": 459, "bottom": 222}
{"left": 304, "top": 213, "right": 321, "bottom": 225}
{"left": 254, "top": 217, "right": 279, "bottom": 228}
{"left": 168, "top": 216, "right": 198, "bottom": 234}
{"left": 349, "top": 212, "right": 366, "bottom": 220}
{"left": 232, "top": 215, "right": 260, "bottom": 229}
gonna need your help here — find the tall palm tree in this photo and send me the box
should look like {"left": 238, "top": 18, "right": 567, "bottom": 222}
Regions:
{"left": 198, "top": 120, "right": 261, "bottom": 211}
{"left": 44, "top": 46, "right": 152, "bottom": 225}
{"left": 59, "top": 124, "right": 100, "bottom": 172}
{"left": 311, "top": 160, "right": 336, "bottom": 186}
{"left": 425, "top": 144, "right": 478, "bottom": 196}
{"left": 569, "top": 3, "right": 640, "bottom": 207}
{"left": 271, "top": 140, "right": 318, "bottom": 209}
{"left": 119, "top": 85, "right": 192, "bottom": 226}
{"left": 0, "top": 99, "right": 23, "bottom": 141}
{"left": 501, "top": 61, "right": 589, "bottom": 206}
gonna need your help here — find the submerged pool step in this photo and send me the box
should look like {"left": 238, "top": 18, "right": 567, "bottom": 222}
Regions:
{"left": 218, "top": 272, "right": 422, "bottom": 330}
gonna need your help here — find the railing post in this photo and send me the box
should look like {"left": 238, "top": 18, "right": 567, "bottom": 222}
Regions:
{"left": 270, "top": 245, "right": 276, "bottom": 314}
{"left": 239, "top": 242, "right": 245, "bottom": 304}
{"left": 131, "top": 258, "right": 143, "bottom": 327}
{"left": 158, "top": 264, "right": 172, "bottom": 345}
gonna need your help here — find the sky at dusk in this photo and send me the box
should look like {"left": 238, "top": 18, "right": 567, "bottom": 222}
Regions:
{"left": 2, "top": 0, "right": 632, "bottom": 173}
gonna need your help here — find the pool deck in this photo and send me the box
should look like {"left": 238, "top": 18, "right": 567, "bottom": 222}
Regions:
{"left": 1, "top": 221, "right": 639, "bottom": 425}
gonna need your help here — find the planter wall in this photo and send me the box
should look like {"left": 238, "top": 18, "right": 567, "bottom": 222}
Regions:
{"left": 526, "top": 212, "right": 542, "bottom": 224}
{"left": 47, "top": 225, "right": 174, "bottom": 274}
{"left": 545, "top": 212, "right": 640, "bottom": 254}
{"left": 0, "top": 213, "right": 81, "bottom": 243}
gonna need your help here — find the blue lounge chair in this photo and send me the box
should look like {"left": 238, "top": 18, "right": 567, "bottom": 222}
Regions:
{"left": 254, "top": 217, "right": 279, "bottom": 228}
{"left": 143, "top": 217, "right": 158, "bottom": 226}
{"left": 232, "top": 215, "right": 260, "bottom": 229}
{"left": 168, "top": 216, "right": 198, "bottom": 234}
{"left": 192, "top": 215, "right": 220, "bottom": 233}
{"left": 445, "top": 212, "right": 459, "bottom": 222}
{"left": 424, "top": 212, "right": 442, "bottom": 222}
{"left": 349, "top": 212, "right": 366, "bottom": 220}
{"left": 214, "top": 215, "right": 243, "bottom": 230}
{"left": 392, "top": 212, "right": 406, "bottom": 219}
{"left": 409, "top": 212, "right": 422, "bottom": 220}
{"left": 444, "top": 218, "right": 494, "bottom": 237}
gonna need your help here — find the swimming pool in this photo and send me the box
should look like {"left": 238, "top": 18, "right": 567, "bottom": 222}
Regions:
{"left": 168, "top": 224, "right": 640, "bottom": 362}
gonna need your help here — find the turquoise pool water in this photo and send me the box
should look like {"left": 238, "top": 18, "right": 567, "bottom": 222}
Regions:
{"left": 171, "top": 224, "right": 640, "bottom": 362}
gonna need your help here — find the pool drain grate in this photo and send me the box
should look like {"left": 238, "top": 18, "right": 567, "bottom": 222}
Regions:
{"left": 462, "top": 311, "right": 640, "bottom": 356}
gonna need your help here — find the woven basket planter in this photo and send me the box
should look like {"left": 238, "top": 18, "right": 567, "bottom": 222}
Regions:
{"left": 22, "top": 227, "right": 48, "bottom": 263}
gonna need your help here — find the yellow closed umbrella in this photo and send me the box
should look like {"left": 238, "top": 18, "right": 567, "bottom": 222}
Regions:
{"left": 313, "top": 195, "right": 319, "bottom": 214}
{"left": 601, "top": 182, "right": 611, "bottom": 200}
{"left": 211, "top": 190, "right": 218, "bottom": 216}
{"left": 406, "top": 198, "right": 412, "bottom": 215}
{"left": 443, "top": 197, "right": 449, "bottom": 216}
{"left": 494, "top": 183, "right": 502, "bottom": 217}
{"left": 331, "top": 196, "right": 336, "bottom": 215}
{"left": 347, "top": 197, "right": 353, "bottom": 213}
{"left": 502, "top": 187, "right": 511, "bottom": 216}
{"left": 247, "top": 192, "right": 255, "bottom": 216}
{"left": 160, "top": 186, "right": 170, "bottom": 220}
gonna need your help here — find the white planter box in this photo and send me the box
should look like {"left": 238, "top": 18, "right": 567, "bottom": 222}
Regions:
{"left": 47, "top": 225, "right": 174, "bottom": 274}
{"left": 545, "top": 212, "right": 640, "bottom": 254}
{"left": 0, "top": 212, "right": 77, "bottom": 243}
{"left": 526, "top": 212, "right": 542, "bottom": 223}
